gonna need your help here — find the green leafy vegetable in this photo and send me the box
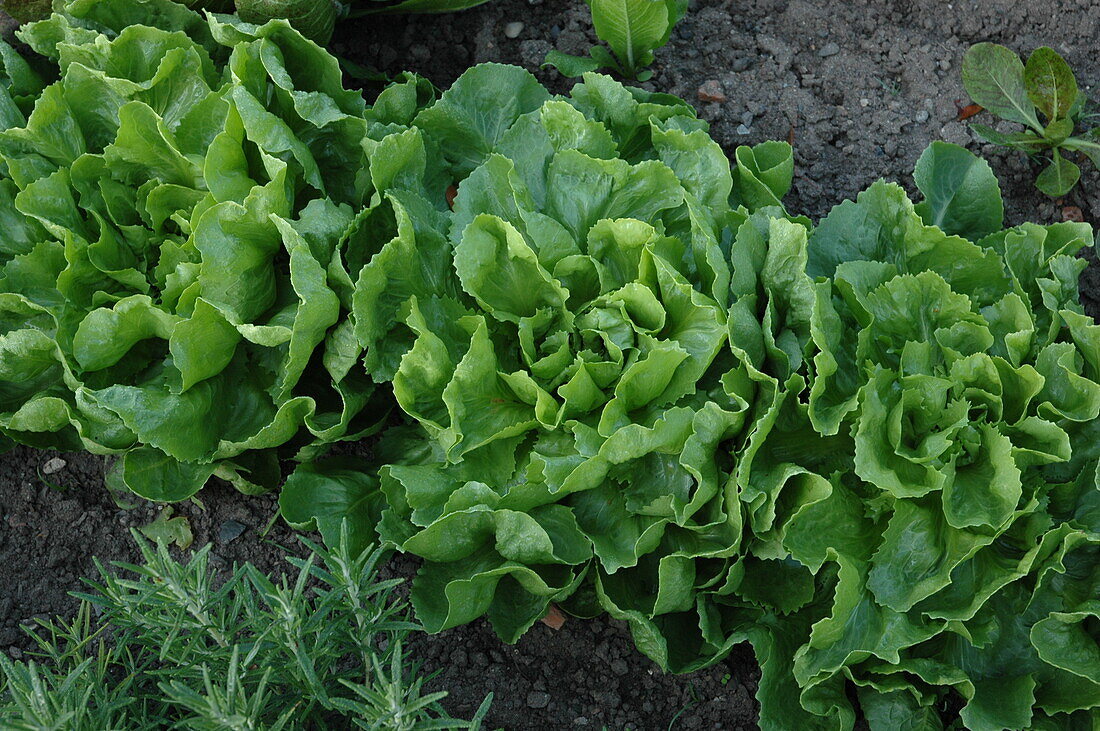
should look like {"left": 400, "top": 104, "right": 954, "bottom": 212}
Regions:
{"left": 0, "top": 0, "right": 447, "bottom": 501}
{"left": 282, "top": 56, "right": 1100, "bottom": 728}
{"left": 233, "top": 0, "right": 338, "bottom": 43}
{"left": 543, "top": 0, "right": 688, "bottom": 81}
{"left": 962, "top": 42, "right": 1100, "bottom": 197}
{"left": 0, "top": 5, "right": 1095, "bottom": 726}
{"left": 4, "top": 0, "right": 495, "bottom": 43}
{"left": 138, "top": 505, "right": 194, "bottom": 549}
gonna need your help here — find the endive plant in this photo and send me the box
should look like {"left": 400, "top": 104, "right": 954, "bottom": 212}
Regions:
{"left": 2, "top": 0, "right": 496, "bottom": 43}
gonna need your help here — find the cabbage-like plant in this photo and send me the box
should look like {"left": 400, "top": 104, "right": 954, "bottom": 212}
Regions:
{"left": 283, "top": 63, "right": 797, "bottom": 649}
{"left": 3, "top": 0, "right": 495, "bottom": 43}
{"left": 0, "top": 0, "right": 434, "bottom": 500}
{"left": 778, "top": 142, "right": 1100, "bottom": 730}
{"left": 0, "top": 3, "right": 1094, "bottom": 725}
{"left": 283, "top": 66, "right": 1100, "bottom": 728}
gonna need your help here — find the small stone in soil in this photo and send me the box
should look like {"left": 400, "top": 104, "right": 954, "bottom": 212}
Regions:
{"left": 1063, "top": 206, "right": 1084, "bottom": 222}
{"left": 736, "top": 124, "right": 751, "bottom": 135}
{"left": 818, "top": 42, "right": 840, "bottom": 57}
{"left": 527, "top": 690, "right": 551, "bottom": 709}
{"left": 41, "top": 457, "right": 66, "bottom": 475}
{"left": 741, "top": 111, "right": 754, "bottom": 127}
{"left": 218, "top": 520, "right": 247, "bottom": 544}
{"left": 504, "top": 22, "right": 524, "bottom": 39}
{"left": 915, "top": 110, "right": 930, "bottom": 123}
{"left": 697, "top": 80, "right": 726, "bottom": 103}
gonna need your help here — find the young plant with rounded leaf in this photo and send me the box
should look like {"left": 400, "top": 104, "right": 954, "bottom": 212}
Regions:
{"left": 962, "top": 42, "right": 1100, "bottom": 197}
{"left": 543, "top": 0, "right": 688, "bottom": 81}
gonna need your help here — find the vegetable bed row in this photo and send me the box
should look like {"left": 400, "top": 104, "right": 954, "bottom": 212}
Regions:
{"left": 0, "top": 1, "right": 1095, "bottom": 728}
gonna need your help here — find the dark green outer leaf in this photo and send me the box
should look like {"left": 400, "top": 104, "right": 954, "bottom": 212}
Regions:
{"left": 280, "top": 458, "right": 385, "bottom": 557}
{"left": 235, "top": 0, "right": 338, "bottom": 47}
{"left": 368, "top": 0, "right": 493, "bottom": 13}
{"left": 115, "top": 447, "right": 217, "bottom": 502}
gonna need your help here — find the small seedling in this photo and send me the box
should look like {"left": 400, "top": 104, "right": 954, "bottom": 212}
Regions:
{"left": 543, "top": 0, "right": 688, "bottom": 81}
{"left": 138, "top": 507, "right": 194, "bottom": 550}
{"left": 962, "top": 42, "right": 1100, "bottom": 196}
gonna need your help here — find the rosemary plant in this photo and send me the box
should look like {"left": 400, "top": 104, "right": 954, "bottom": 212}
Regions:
{"left": 0, "top": 529, "right": 491, "bottom": 730}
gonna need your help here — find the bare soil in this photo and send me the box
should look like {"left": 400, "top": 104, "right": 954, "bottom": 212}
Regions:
{"left": 4, "top": 1, "right": 1100, "bottom": 728}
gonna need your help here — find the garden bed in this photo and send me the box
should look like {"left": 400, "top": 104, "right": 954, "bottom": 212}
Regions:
{"left": 2, "top": 0, "right": 1099, "bottom": 727}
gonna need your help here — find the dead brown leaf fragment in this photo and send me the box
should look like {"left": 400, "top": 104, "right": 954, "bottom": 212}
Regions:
{"left": 446, "top": 184, "right": 458, "bottom": 210}
{"left": 540, "top": 604, "right": 566, "bottom": 630}
{"left": 1062, "top": 206, "right": 1084, "bottom": 223}
{"left": 956, "top": 102, "right": 983, "bottom": 121}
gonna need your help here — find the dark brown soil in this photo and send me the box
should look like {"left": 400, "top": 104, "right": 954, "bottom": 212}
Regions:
{"left": 4, "top": 1, "right": 1100, "bottom": 729}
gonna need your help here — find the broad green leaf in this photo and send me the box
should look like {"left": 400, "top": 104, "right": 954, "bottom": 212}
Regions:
{"left": 1023, "top": 46, "right": 1078, "bottom": 122}
{"left": 962, "top": 43, "right": 1042, "bottom": 131}
{"left": 1031, "top": 608, "right": 1100, "bottom": 683}
{"left": 542, "top": 50, "right": 603, "bottom": 78}
{"left": 116, "top": 447, "right": 216, "bottom": 502}
{"left": 280, "top": 458, "right": 386, "bottom": 556}
{"left": 1034, "top": 150, "right": 1081, "bottom": 196}
{"left": 414, "top": 64, "right": 550, "bottom": 176}
{"left": 453, "top": 214, "right": 568, "bottom": 324}
{"left": 411, "top": 546, "right": 585, "bottom": 641}
{"left": 589, "top": 0, "right": 670, "bottom": 79}
{"left": 912, "top": 141, "right": 1004, "bottom": 241}
{"left": 809, "top": 180, "right": 1008, "bottom": 306}
{"left": 859, "top": 688, "right": 943, "bottom": 731}
{"left": 868, "top": 497, "right": 992, "bottom": 611}
{"left": 235, "top": 0, "right": 338, "bottom": 43}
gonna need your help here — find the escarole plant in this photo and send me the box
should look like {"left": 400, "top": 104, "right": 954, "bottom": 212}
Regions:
{"left": 200, "top": 0, "right": 498, "bottom": 44}
{"left": 283, "top": 61, "right": 1100, "bottom": 728}
{"left": 0, "top": 1, "right": 1093, "bottom": 726}
{"left": 4, "top": 0, "right": 495, "bottom": 43}
{"left": 0, "top": 0, "right": 443, "bottom": 501}
{"left": 282, "top": 62, "right": 796, "bottom": 642}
